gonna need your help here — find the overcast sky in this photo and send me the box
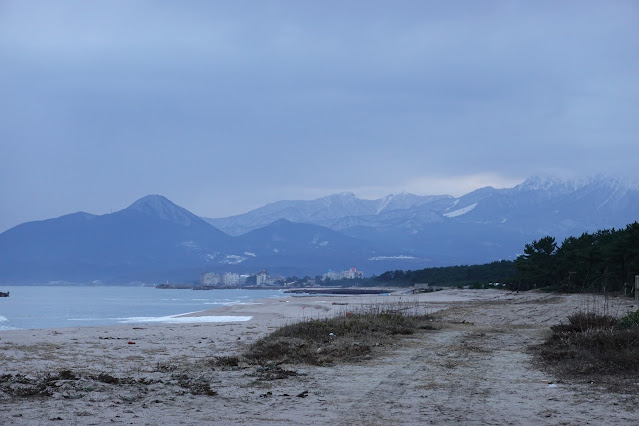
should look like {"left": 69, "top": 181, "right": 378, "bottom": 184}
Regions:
{"left": 1, "top": 1, "right": 638, "bottom": 232}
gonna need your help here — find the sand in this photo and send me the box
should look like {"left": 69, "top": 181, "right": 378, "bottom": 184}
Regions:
{"left": 1, "top": 289, "right": 638, "bottom": 425}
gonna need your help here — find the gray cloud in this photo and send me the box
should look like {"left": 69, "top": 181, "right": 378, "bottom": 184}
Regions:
{"left": 1, "top": 1, "right": 638, "bottom": 231}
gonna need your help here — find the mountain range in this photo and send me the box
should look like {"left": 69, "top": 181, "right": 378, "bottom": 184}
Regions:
{"left": 1, "top": 175, "right": 638, "bottom": 284}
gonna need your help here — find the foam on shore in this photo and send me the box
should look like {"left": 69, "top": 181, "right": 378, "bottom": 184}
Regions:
{"left": 116, "top": 314, "right": 253, "bottom": 324}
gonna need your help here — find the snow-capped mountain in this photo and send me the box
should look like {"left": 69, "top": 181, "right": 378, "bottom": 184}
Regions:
{"left": 1, "top": 175, "right": 637, "bottom": 284}
{"left": 448, "top": 175, "right": 639, "bottom": 234}
{"left": 206, "top": 175, "right": 639, "bottom": 265}
{"left": 204, "top": 192, "right": 452, "bottom": 236}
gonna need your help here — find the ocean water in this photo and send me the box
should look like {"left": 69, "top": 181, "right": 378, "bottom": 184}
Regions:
{"left": 0, "top": 286, "right": 283, "bottom": 331}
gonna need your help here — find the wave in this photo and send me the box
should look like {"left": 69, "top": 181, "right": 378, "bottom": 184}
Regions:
{"left": 116, "top": 314, "right": 253, "bottom": 324}
{"left": 0, "top": 315, "right": 7, "bottom": 322}
{"left": 67, "top": 318, "right": 112, "bottom": 322}
{"left": 0, "top": 325, "right": 19, "bottom": 331}
{"left": 205, "top": 301, "right": 263, "bottom": 306}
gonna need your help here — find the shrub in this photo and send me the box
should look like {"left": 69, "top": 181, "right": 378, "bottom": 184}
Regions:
{"left": 550, "top": 311, "right": 618, "bottom": 333}
{"left": 539, "top": 311, "right": 639, "bottom": 377}
{"left": 618, "top": 309, "right": 639, "bottom": 329}
{"left": 243, "top": 308, "right": 433, "bottom": 366}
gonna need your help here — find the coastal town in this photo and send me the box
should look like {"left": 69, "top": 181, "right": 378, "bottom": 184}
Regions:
{"left": 193, "top": 267, "right": 364, "bottom": 289}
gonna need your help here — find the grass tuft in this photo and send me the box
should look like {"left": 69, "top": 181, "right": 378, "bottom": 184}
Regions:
{"left": 243, "top": 307, "right": 434, "bottom": 366}
{"left": 539, "top": 311, "right": 639, "bottom": 378}
{"left": 618, "top": 309, "right": 639, "bottom": 329}
{"left": 550, "top": 311, "right": 618, "bottom": 333}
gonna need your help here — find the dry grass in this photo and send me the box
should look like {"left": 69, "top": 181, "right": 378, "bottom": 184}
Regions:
{"left": 243, "top": 306, "right": 435, "bottom": 366}
{"left": 549, "top": 311, "right": 618, "bottom": 333}
{"left": 538, "top": 311, "right": 639, "bottom": 379}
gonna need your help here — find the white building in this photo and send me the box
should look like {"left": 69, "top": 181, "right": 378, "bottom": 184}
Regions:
{"left": 342, "top": 268, "right": 364, "bottom": 279}
{"left": 322, "top": 269, "right": 342, "bottom": 281}
{"left": 223, "top": 272, "right": 240, "bottom": 286}
{"left": 201, "top": 272, "right": 220, "bottom": 286}
{"left": 256, "top": 271, "right": 269, "bottom": 286}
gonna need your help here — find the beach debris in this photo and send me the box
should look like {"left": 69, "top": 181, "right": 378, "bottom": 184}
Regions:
{"left": 296, "top": 390, "right": 309, "bottom": 398}
{"left": 541, "top": 380, "right": 553, "bottom": 384}
{"left": 212, "top": 356, "right": 241, "bottom": 369}
{"left": 1, "top": 370, "right": 163, "bottom": 403}
{"left": 188, "top": 382, "right": 217, "bottom": 396}
{"left": 173, "top": 374, "right": 217, "bottom": 396}
{"left": 154, "top": 361, "right": 178, "bottom": 372}
{"left": 57, "top": 370, "right": 77, "bottom": 381}
{"left": 252, "top": 364, "right": 299, "bottom": 381}
{"left": 127, "top": 341, "right": 136, "bottom": 345}
{"left": 96, "top": 373, "right": 120, "bottom": 384}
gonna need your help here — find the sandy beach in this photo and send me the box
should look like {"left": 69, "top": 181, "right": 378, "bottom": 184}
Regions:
{"left": 1, "top": 289, "right": 638, "bottom": 425}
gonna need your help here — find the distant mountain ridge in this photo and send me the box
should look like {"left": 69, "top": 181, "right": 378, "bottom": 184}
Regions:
{"left": 203, "top": 192, "right": 453, "bottom": 236}
{"left": 1, "top": 175, "right": 637, "bottom": 284}
{"left": 0, "top": 195, "right": 235, "bottom": 284}
{"left": 0, "top": 196, "right": 383, "bottom": 284}
{"left": 205, "top": 175, "right": 639, "bottom": 237}
{"left": 203, "top": 174, "right": 639, "bottom": 267}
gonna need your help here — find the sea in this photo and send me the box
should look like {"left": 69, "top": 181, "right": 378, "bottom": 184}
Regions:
{"left": 0, "top": 286, "right": 284, "bottom": 331}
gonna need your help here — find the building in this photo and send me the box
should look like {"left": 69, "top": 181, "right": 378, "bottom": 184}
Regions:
{"left": 342, "top": 267, "right": 364, "bottom": 279}
{"left": 256, "top": 270, "right": 269, "bottom": 286}
{"left": 322, "top": 269, "right": 342, "bottom": 281}
{"left": 201, "top": 272, "right": 220, "bottom": 286}
{"left": 222, "top": 272, "right": 240, "bottom": 286}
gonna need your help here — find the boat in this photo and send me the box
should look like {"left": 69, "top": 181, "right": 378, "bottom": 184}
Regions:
{"left": 0, "top": 291, "right": 9, "bottom": 297}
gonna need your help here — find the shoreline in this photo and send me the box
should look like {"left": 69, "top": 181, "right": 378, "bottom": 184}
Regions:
{"left": 179, "top": 288, "right": 515, "bottom": 325}
{"left": 0, "top": 286, "right": 285, "bottom": 332}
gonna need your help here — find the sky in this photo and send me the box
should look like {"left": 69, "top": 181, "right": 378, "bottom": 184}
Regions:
{"left": 1, "top": 1, "right": 638, "bottom": 232}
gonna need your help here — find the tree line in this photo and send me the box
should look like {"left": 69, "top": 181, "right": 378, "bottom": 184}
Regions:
{"left": 371, "top": 222, "right": 639, "bottom": 293}
{"left": 514, "top": 222, "right": 639, "bottom": 292}
{"left": 373, "top": 260, "right": 517, "bottom": 288}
